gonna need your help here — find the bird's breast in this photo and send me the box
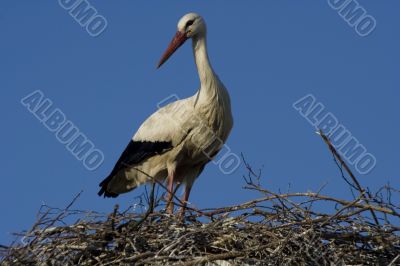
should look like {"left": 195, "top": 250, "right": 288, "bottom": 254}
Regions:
{"left": 181, "top": 98, "right": 232, "bottom": 163}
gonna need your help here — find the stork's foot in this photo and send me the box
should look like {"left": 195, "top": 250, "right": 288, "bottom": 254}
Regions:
{"left": 178, "top": 184, "right": 192, "bottom": 218}
{"left": 178, "top": 206, "right": 186, "bottom": 218}
{"left": 166, "top": 201, "right": 174, "bottom": 214}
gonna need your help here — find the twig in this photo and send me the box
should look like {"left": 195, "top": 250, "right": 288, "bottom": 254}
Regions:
{"left": 318, "top": 130, "right": 380, "bottom": 225}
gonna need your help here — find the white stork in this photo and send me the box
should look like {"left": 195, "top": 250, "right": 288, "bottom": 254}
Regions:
{"left": 98, "top": 13, "right": 233, "bottom": 214}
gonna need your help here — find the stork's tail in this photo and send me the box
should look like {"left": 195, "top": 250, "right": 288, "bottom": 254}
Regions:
{"left": 98, "top": 174, "right": 119, "bottom": 198}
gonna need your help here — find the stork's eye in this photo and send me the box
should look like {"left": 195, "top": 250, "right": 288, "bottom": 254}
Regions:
{"left": 185, "top": 20, "right": 194, "bottom": 29}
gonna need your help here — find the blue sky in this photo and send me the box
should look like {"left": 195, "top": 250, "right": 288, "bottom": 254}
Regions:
{"left": 1, "top": 1, "right": 399, "bottom": 245}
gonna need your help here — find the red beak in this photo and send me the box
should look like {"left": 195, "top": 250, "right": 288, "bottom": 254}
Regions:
{"left": 157, "top": 31, "right": 188, "bottom": 69}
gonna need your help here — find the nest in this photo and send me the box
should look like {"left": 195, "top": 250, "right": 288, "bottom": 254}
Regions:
{"left": 1, "top": 133, "right": 399, "bottom": 265}
{"left": 1, "top": 181, "right": 399, "bottom": 265}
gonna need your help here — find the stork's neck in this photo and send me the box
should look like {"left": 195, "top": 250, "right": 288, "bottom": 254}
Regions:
{"left": 191, "top": 33, "right": 233, "bottom": 134}
{"left": 192, "top": 34, "right": 220, "bottom": 103}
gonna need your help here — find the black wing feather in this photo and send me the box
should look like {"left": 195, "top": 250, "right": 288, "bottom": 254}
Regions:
{"left": 98, "top": 140, "right": 172, "bottom": 198}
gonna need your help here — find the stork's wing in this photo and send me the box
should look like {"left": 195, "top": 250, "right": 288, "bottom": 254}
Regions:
{"left": 98, "top": 140, "right": 172, "bottom": 197}
{"left": 133, "top": 97, "right": 196, "bottom": 144}
{"left": 98, "top": 97, "right": 195, "bottom": 197}
{"left": 107, "top": 140, "right": 172, "bottom": 179}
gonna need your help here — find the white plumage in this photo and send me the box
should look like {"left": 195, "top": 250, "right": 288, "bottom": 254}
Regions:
{"left": 99, "top": 13, "right": 233, "bottom": 214}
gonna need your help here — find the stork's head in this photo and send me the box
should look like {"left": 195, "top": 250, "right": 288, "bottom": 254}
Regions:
{"left": 157, "top": 13, "right": 206, "bottom": 68}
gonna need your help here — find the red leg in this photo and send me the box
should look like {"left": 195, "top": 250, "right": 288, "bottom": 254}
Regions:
{"left": 179, "top": 183, "right": 193, "bottom": 217}
{"left": 166, "top": 172, "right": 175, "bottom": 214}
